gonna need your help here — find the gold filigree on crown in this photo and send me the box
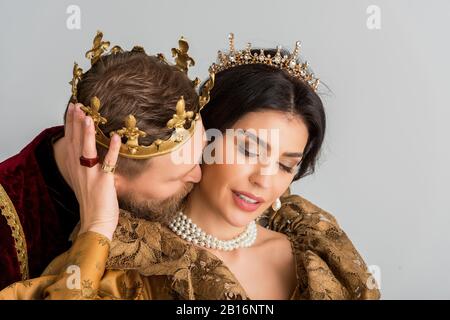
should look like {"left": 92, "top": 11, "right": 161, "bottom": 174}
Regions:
{"left": 70, "top": 31, "right": 213, "bottom": 159}
{"left": 209, "top": 33, "right": 320, "bottom": 91}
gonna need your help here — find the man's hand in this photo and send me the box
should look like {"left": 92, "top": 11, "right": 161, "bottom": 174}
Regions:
{"left": 64, "top": 102, "right": 122, "bottom": 240}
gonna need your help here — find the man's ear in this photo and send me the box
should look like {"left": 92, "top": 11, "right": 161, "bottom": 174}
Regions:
{"left": 114, "top": 172, "right": 127, "bottom": 195}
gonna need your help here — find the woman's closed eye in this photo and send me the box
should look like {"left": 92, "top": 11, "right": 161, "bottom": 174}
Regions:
{"left": 238, "top": 144, "right": 258, "bottom": 157}
{"left": 278, "top": 162, "right": 295, "bottom": 173}
{"left": 279, "top": 158, "right": 301, "bottom": 174}
{"left": 238, "top": 142, "right": 299, "bottom": 174}
{"left": 237, "top": 138, "right": 259, "bottom": 157}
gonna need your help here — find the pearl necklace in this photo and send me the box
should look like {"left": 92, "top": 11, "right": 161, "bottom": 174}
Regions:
{"left": 168, "top": 211, "right": 258, "bottom": 251}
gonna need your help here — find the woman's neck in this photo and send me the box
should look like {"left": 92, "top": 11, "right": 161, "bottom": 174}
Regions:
{"left": 183, "top": 186, "right": 248, "bottom": 241}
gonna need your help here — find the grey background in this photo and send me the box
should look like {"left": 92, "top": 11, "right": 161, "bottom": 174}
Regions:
{"left": 1, "top": 0, "right": 449, "bottom": 299}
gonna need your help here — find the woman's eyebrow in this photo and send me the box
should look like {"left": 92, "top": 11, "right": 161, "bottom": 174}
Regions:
{"left": 243, "top": 131, "right": 303, "bottom": 158}
{"left": 243, "top": 130, "right": 269, "bottom": 150}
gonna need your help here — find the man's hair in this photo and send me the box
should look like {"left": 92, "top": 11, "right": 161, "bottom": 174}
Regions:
{"left": 65, "top": 51, "right": 199, "bottom": 177}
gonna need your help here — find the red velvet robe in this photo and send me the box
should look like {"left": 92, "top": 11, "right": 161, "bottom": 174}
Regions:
{"left": 0, "top": 126, "right": 79, "bottom": 290}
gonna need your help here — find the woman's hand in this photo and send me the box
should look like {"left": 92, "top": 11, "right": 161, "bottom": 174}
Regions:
{"left": 64, "top": 102, "right": 122, "bottom": 240}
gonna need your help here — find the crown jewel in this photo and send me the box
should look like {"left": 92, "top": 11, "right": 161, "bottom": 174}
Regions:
{"left": 209, "top": 33, "right": 320, "bottom": 91}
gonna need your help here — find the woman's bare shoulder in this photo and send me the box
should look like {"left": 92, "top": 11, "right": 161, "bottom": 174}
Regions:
{"left": 255, "top": 225, "right": 293, "bottom": 254}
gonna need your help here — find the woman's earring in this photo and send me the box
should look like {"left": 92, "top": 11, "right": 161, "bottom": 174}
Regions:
{"left": 271, "top": 198, "right": 281, "bottom": 211}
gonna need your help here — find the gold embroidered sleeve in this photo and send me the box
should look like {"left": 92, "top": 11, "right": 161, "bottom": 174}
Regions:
{"left": 263, "top": 193, "right": 381, "bottom": 300}
{"left": 0, "top": 231, "right": 111, "bottom": 300}
{"left": 44, "top": 231, "right": 111, "bottom": 299}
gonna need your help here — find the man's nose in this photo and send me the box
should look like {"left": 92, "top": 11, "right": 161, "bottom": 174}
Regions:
{"left": 183, "top": 164, "right": 202, "bottom": 184}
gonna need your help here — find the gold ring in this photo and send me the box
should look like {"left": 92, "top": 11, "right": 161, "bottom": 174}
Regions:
{"left": 101, "top": 162, "right": 116, "bottom": 174}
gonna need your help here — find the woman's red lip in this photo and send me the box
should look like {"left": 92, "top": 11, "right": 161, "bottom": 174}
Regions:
{"left": 232, "top": 190, "right": 265, "bottom": 203}
{"left": 232, "top": 191, "right": 262, "bottom": 212}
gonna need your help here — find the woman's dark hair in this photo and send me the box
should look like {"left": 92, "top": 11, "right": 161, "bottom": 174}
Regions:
{"left": 200, "top": 49, "right": 326, "bottom": 181}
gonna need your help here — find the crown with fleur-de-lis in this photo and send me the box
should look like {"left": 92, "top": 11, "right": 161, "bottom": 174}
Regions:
{"left": 70, "top": 31, "right": 214, "bottom": 159}
{"left": 209, "top": 33, "right": 320, "bottom": 91}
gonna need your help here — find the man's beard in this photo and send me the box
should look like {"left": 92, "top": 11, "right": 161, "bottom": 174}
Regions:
{"left": 118, "top": 183, "right": 194, "bottom": 225}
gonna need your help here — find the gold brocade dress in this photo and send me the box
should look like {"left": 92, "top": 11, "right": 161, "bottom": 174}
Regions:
{"left": 0, "top": 193, "right": 381, "bottom": 300}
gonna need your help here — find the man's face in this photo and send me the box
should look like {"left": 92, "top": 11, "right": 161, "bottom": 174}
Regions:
{"left": 115, "top": 119, "right": 206, "bottom": 224}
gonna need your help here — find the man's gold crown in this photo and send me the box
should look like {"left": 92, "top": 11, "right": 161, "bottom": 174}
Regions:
{"left": 209, "top": 33, "right": 320, "bottom": 91}
{"left": 70, "top": 31, "right": 215, "bottom": 159}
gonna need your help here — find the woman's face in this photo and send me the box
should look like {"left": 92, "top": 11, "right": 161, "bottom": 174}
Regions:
{"left": 198, "top": 109, "right": 309, "bottom": 228}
